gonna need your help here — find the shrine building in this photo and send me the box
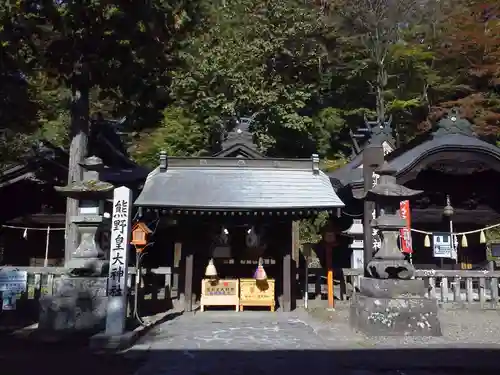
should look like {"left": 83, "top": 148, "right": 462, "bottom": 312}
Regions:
{"left": 134, "top": 120, "right": 344, "bottom": 312}
{"left": 330, "top": 109, "right": 500, "bottom": 270}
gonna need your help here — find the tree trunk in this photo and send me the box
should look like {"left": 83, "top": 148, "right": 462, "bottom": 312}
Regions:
{"left": 64, "top": 70, "right": 90, "bottom": 266}
{"left": 376, "top": 59, "right": 387, "bottom": 124}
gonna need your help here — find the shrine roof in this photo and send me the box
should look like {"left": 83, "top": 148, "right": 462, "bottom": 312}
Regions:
{"left": 328, "top": 111, "right": 500, "bottom": 190}
{"left": 134, "top": 156, "right": 344, "bottom": 211}
{"left": 386, "top": 133, "right": 500, "bottom": 178}
{"left": 0, "top": 116, "right": 149, "bottom": 189}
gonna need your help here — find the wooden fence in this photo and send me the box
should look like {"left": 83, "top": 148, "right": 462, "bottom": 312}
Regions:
{"left": 2, "top": 266, "right": 500, "bottom": 315}
{"left": 0, "top": 266, "right": 173, "bottom": 321}
{"left": 307, "top": 268, "right": 500, "bottom": 309}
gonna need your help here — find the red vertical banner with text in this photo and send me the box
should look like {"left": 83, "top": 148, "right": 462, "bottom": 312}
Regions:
{"left": 400, "top": 200, "right": 413, "bottom": 254}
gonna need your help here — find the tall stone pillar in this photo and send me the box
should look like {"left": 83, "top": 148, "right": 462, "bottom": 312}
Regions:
{"left": 362, "top": 145, "right": 384, "bottom": 275}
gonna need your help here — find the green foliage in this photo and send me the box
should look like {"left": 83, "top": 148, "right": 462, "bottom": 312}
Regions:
{"left": 0, "top": 0, "right": 203, "bottom": 164}
{"left": 298, "top": 211, "right": 330, "bottom": 246}
{"left": 130, "top": 107, "right": 206, "bottom": 167}
{"left": 172, "top": 0, "right": 332, "bottom": 157}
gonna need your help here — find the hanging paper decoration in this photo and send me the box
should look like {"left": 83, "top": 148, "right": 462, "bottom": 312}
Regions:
{"left": 410, "top": 223, "right": 500, "bottom": 247}
{"left": 452, "top": 234, "right": 458, "bottom": 261}
{"left": 22, "top": 228, "right": 28, "bottom": 240}
{"left": 424, "top": 234, "right": 431, "bottom": 248}
{"left": 480, "top": 230, "right": 486, "bottom": 244}
{"left": 205, "top": 258, "right": 218, "bottom": 277}
{"left": 254, "top": 258, "right": 267, "bottom": 281}
{"left": 461, "top": 234, "right": 468, "bottom": 248}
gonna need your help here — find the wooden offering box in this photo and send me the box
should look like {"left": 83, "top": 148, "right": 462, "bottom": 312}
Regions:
{"left": 200, "top": 279, "right": 239, "bottom": 311}
{"left": 239, "top": 278, "right": 275, "bottom": 311}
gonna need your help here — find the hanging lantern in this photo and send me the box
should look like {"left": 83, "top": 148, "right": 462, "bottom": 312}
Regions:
{"left": 205, "top": 258, "right": 218, "bottom": 278}
{"left": 254, "top": 258, "right": 267, "bottom": 281}
{"left": 219, "top": 227, "right": 229, "bottom": 245}
{"left": 245, "top": 226, "right": 259, "bottom": 248}
{"left": 461, "top": 234, "right": 468, "bottom": 248}
{"left": 480, "top": 230, "right": 486, "bottom": 244}
{"left": 424, "top": 234, "right": 431, "bottom": 248}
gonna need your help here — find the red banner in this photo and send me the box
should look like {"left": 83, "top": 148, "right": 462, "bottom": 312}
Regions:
{"left": 399, "top": 200, "right": 413, "bottom": 254}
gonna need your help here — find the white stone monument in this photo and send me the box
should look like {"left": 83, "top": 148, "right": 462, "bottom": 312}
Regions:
{"left": 105, "top": 186, "right": 133, "bottom": 336}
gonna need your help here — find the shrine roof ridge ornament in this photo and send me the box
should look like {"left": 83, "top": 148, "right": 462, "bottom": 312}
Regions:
{"left": 433, "top": 108, "right": 475, "bottom": 137}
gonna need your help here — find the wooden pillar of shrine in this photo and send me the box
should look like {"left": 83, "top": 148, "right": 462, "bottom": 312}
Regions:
{"left": 282, "top": 221, "right": 293, "bottom": 312}
{"left": 184, "top": 249, "right": 194, "bottom": 312}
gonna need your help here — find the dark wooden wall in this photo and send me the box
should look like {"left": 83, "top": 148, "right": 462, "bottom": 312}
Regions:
{"left": 150, "top": 217, "right": 293, "bottom": 308}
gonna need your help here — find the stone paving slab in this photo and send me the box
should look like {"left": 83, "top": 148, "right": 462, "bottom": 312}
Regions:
{"left": 130, "top": 309, "right": 500, "bottom": 375}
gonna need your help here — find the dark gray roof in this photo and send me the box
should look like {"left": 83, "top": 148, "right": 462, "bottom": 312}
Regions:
{"left": 328, "top": 134, "right": 500, "bottom": 189}
{"left": 327, "top": 152, "right": 363, "bottom": 188}
{"left": 134, "top": 156, "right": 344, "bottom": 209}
{"left": 387, "top": 134, "right": 500, "bottom": 175}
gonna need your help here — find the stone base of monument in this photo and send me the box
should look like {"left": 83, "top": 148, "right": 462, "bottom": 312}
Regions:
{"left": 39, "top": 277, "right": 108, "bottom": 332}
{"left": 350, "top": 278, "right": 442, "bottom": 336}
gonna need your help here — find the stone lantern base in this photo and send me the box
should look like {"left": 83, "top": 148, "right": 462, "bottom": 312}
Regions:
{"left": 350, "top": 278, "right": 442, "bottom": 336}
{"left": 38, "top": 276, "right": 109, "bottom": 332}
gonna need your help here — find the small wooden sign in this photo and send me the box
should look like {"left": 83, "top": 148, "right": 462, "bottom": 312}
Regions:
{"left": 200, "top": 279, "right": 239, "bottom": 311}
{"left": 239, "top": 278, "right": 275, "bottom": 311}
{"left": 204, "top": 279, "right": 238, "bottom": 296}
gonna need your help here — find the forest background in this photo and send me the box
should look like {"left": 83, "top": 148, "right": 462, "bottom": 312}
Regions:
{"left": 1, "top": 0, "right": 499, "bottom": 240}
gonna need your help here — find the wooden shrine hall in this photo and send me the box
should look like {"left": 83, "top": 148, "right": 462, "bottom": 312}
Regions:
{"left": 329, "top": 109, "right": 500, "bottom": 269}
{"left": 134, "top": 121, "right": 344, "bottom": 312}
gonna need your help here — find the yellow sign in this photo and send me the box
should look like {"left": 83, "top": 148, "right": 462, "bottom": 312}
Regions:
{"left": 204, "top": 279, "right": 238, "bottom": 296}
{"left": 240, "top": 278, "right": 274, "bottom": 302}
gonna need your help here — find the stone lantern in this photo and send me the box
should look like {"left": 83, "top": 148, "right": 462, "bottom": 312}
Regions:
{"left": 344, "top": 219, "right": 364, "bottom": 269}
{"left": 39, "top": 156, "right": 113, "bottom": 332}
{"left": 365, "top": 163, "right": 422, "bottom": 279}
{"left": 55, "top": 155, "right": 114, "bottom": 274}
{"left": 350, "top": 163, "right": 442, "bottom": 336}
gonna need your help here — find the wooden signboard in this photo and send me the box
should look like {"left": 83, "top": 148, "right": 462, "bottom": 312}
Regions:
{"left": 200, "top": 279, "right": 239, "bottom": 312}
{"left": 239, "top": 278, "right": 275, "bottom": 312}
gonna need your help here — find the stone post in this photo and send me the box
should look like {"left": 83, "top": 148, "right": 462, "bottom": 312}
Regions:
{"left": 362, "top": 145, "right": 384, "bottom": 275}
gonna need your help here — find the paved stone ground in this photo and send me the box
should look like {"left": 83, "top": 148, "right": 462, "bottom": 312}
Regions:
{"left": 309, "top": 305, "right": 500, "bottom": 347}
{"left": 130, "top": 308, "right": 500, "bottom": 375}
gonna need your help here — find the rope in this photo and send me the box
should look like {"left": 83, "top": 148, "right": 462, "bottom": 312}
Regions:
{"left": 1, "top": 225, "right": 66, "bottom": 231}
{"left": 411, "top": 222, "right": 500, "bottom": 236}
